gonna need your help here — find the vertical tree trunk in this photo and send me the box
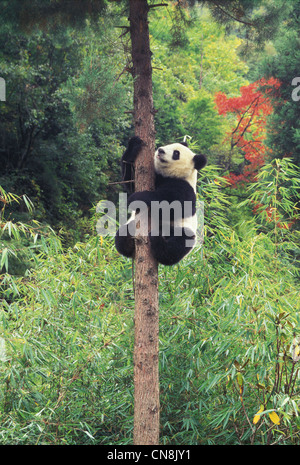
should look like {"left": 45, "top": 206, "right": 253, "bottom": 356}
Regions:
{"left": 129, "top": 0, "right": 160, "bottom": 446}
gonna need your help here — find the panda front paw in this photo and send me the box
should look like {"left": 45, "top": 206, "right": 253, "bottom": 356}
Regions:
{"left": 128, "top": 136, "right": 144, "bottom": 149}
{"left": 123, "top": 136, "right": 145, "bottom": 162}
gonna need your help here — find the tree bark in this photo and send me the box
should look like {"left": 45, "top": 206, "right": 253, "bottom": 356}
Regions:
{"left": 129, "top": 0, "right": 159, "bottom": 446}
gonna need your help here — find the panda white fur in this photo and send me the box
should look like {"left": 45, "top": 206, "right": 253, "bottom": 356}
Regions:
{"left": 115, "top": 137, "right": 206, "bottom": 265}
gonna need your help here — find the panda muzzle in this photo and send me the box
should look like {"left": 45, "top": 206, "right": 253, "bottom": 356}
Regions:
{"left": 157, "top": 148, "right": 167, "bottom": 162}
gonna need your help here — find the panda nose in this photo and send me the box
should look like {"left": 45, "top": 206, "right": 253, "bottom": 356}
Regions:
{"left": 158, "top": 148, "right": 165, "bottom": 155}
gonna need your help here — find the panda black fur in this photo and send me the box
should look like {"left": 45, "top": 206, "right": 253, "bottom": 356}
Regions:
{"left": 115, "top": 136, "right": 206, "bottom": 265}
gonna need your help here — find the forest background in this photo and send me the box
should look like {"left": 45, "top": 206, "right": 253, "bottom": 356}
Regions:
{"left": 0, "top": 0, "right": 300, "bottom": 445}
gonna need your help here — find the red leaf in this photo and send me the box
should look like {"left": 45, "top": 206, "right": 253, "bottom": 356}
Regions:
{"left": 214, "top": 78, "right": 281, "bottom": 187}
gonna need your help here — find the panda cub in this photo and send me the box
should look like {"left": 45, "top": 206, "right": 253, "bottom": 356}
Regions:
{"left": 115, "top": 137, "right": 206, "bottom": 265}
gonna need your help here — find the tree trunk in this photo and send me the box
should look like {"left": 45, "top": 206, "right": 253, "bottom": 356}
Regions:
{"left": 129, "top": 0, "right": 160, "bottom": 446}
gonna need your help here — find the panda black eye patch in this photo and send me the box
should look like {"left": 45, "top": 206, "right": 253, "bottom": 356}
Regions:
{"left": 172, "top": 150, "right": 180, "bottom": 160}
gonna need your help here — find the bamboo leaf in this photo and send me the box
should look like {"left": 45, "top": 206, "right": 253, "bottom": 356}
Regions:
{"left": 253, "top": 405, "right": 264, "bottom": 425}
{"left": 269, "top": 411, "right": 280, "bottom": 425}
{"left": 237, "top": 372, "right": 243, "bottom": 386}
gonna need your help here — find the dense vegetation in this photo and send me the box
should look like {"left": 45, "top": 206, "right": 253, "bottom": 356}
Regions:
{"left": 0, "top": 0, "right": 299, "bottom": 445}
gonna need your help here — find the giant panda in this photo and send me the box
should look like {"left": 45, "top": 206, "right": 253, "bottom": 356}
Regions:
{"left": 115, "top": 136, "right": 207, "bottom": 265}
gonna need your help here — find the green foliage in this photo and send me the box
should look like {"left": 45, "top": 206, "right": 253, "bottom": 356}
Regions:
{"left": 183, "top": 90, "right": 225, "bottom": 151}
{"left": 0, "top": 187, "right": 49, "bottom": 276}
{"left": 150, "top": 5, "right": 248, "bottom": 144}
{"left": 0, "top": 12, "right": 130, "bottom": 243}
{"left": 258, "top": 7, "right": 300, "bottom": 165}
{"left": 1, "top": 160, "right": 299, "bottom": 445}
{"left": 157, "top": 159, "right": 300, "bottom": 445}
{"left": 2, "top": 0, "right": 106, "bottom": 31}
{"left": 0, "top": 233, "right": 135, "bottom": 444}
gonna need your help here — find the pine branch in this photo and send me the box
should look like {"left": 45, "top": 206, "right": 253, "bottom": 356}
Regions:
{"left": 210, "top": 0, "right": 254, "bottom": 27}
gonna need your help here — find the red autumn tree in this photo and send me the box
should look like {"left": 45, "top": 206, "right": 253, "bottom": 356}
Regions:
{"left": 215, "top": 77, "right": 281, "bottom": 188}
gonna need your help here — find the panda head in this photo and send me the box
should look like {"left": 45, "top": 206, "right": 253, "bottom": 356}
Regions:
{"left": 154, "top": 142, "right": 207, "bottom": 187}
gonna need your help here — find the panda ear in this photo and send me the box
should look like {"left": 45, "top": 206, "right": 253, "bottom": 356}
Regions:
{"left": 193, "top": 154, "right": 207, "bottom": 171}
{"left": 181, "top": 141, "right": 188, "bottom": 147}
